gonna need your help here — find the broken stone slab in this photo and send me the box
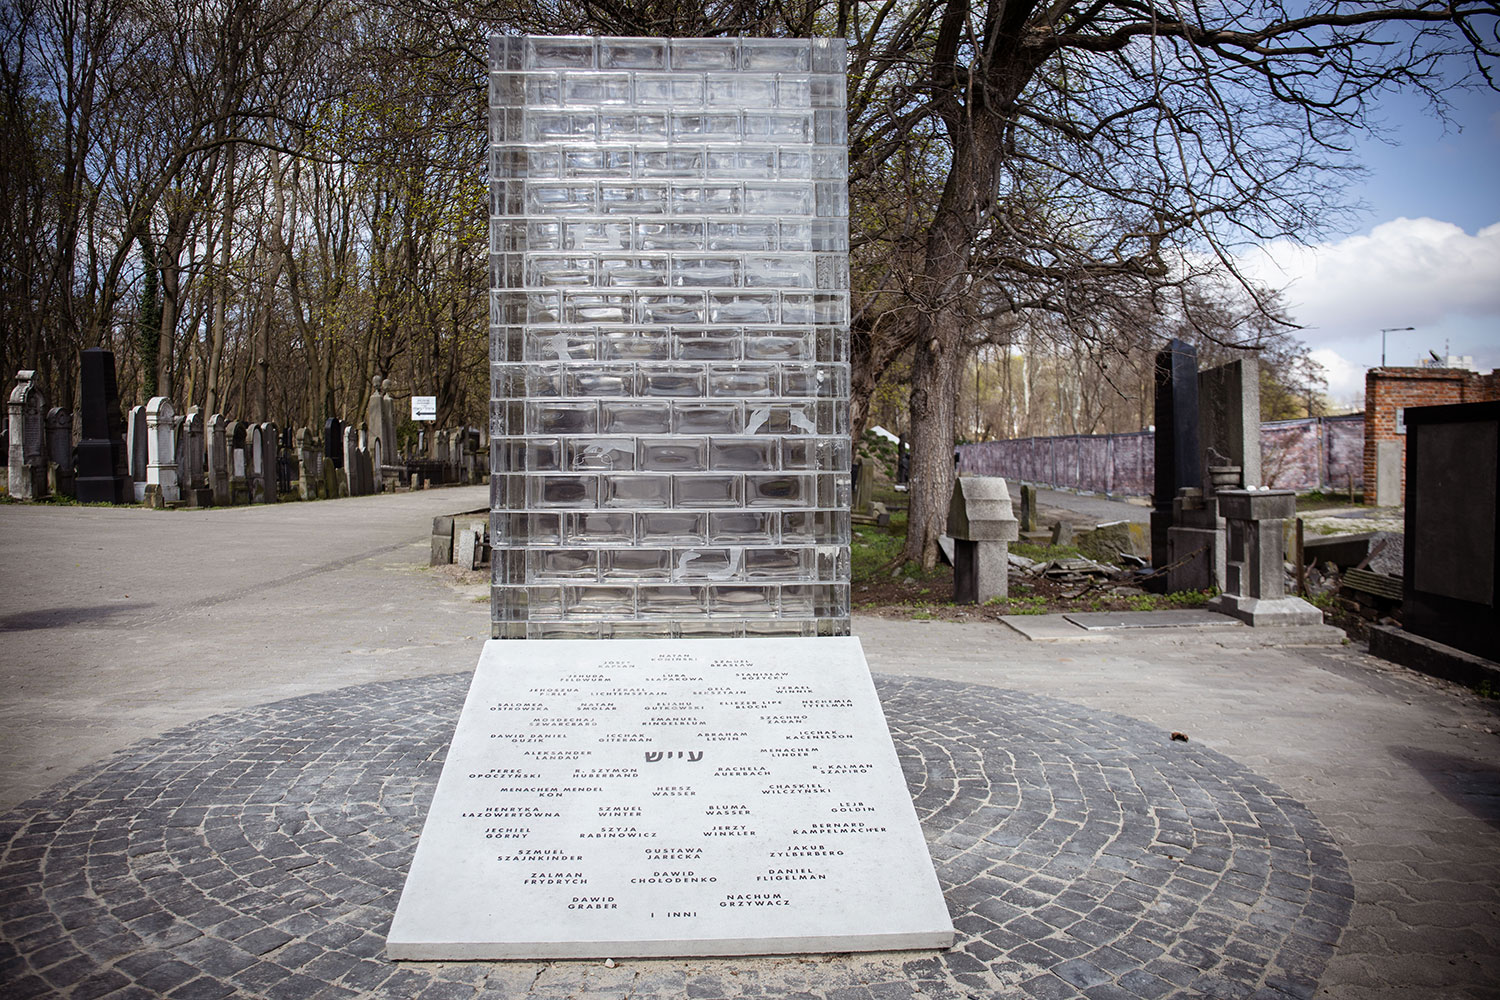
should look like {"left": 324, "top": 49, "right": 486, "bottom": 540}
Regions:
{"left": 948, "top": 477, "right": 1019, "bottom": 603}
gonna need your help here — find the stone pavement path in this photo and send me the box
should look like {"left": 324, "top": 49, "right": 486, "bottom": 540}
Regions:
{"left": 1, "top": 491, "right": 1497, "bottom": 998}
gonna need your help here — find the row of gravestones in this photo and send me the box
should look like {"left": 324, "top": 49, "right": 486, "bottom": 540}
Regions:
{"left": 5, "top": 352, "right": 483, "bottom": 504}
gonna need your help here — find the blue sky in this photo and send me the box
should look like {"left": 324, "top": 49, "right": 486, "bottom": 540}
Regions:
{"left": 1238, "top": 81, "right": 1500, "bottom": 408}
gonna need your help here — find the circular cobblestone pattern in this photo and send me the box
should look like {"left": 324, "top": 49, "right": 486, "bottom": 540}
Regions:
{"left": 0, "top": 674, "right": 1352, "bottom": 1000}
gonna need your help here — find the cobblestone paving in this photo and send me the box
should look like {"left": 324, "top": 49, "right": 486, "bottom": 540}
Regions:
{"left": 0, "top": 674, "right": 1352, "bottom": 999}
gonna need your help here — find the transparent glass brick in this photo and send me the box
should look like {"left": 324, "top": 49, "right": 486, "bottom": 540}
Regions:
{"left": 603, "top": 549, "right": 673, "bottom": 580}
{"left": 635, "top": 73, "right": 704, "bottom": 106}
{"left": 600, "top": 112, "right": 668, "bottom": 140}
{"left": 603, "top": 621, "right": 676, "bottom": 639}
{"left": 494, "top": 548, "right": 525, "bottom": 584}
{"left": 743, "top": 113, "right": 811, "bottom": 142}
{"left": 813, "top": 109, "right": 847, "bottom": 145}
{"left": 530, "top": 474, "right": 599, "bottom": 508}
{"left": 567, "top": 511, "right": 635, "bottom": 544}
{"left": 778, "top": 78, "right": 813, "bottom": 109}
{"left": 639, "top": 438, "right": 707, "bottom": 471}
{"left": 777, "top": 149, "right": 812, "bottom": 178}
{"left": 673, "top": 402, "right": 742, "bottom": 433}
{"left": 521, "top": 72, "right": 560, "bottom": 106}
{"left": 709, "top": 511, "right": 777, "bottom": 543}
{"left": 565, "top": 221, "right": 631, "bottom": 250}
{"left": 564, "top": 148, "right": 633, "bottom": 176}
{"left": 527, "top": 36, "right": 594, "bottom": 69}
{"left": 527, "top": 220, "right": 563, "bottom": 250}
{"left": 602, "top": 184, "right": 667, "bottom": 215}
{"left": 708, "top": 437, "right": 776, "bottom": 471}
{"left": 744, "top": 183, "right": 813, "bottom": 215}
{"left": 670, "top": 39, "right": 737, "bottom": 71}
{"left": 673, "top": 328, "right": 741, "bottom": 360}
{"left": 634, "top": 220, "right": 698, "bottom": 251}
{"left": 638, "top": 293, "right": 705, "bottom": 325}
{"left": 601, "top": 257, "right": 668, "bottom": 287}
{"left": 671, "top": 258, "right": 741, "bottom": 287}
{"left": 526, "top": 113, "right": 598, "bottom": 142}
{"left": 710, "top": 585, "right": 776, "bottom": 616}
{"left": 526, "top": 256, "right": 594, "bottom": 287}
{"left": 568, "top": 437, "right": 635, "bottom": 471}
{"left": 710, "top": 366, "right": 777, "bottom": 398}
{"left": 670, "top": 184, "right": 741, "bottom": 215}
{"left": 673, "top": 548, "right": 741, "bottom": 580}
{"left": 637, "top": 149, "right": 706, "bottom": 178}
{"left": 600, "top": 39, "right": 667, "bottom": 70}
{"left": 566, "top": 368, "right": 632, "bottom": 397}
{"left": 529, "top": 549, "right": 599, "bottom": 581}
{"left": 681, "top": 621, "right": 749, "bottom": 638}
{"left": 745, "top": 332, "right": 812, "bottom": 361}
{"left": 526, "top": 327, "right": 597, "bottom": 361}
{"left": 744, "top": 255, "right": 814, "bottom": 288}
{"left": 526, "top": 183, "right": 594, "bottom": 214}
{"left": 526, "top": 584, "right": 565, "bottom": 617}
{"left": 746, "top": 473, "right": 811, "bottom": 507}
{"left": 811, "top": 76, "right": 844, "bottom": 108}
{"left": 636, "top": 585, "right": 707, "bottom": 617}
{"left": 708, "top": 293, "right": 775, "bottom": 325}
{"left": 566, "top": 292, "right": 632, "bottom": 324}
{"left": 602, "top": 474, "right": 673, "bottom": 507}
{"left": 565, "top": 585, "right": 636, "bottom": 617}
{"left": 674, "top": 475, "right": 741, "bottom": 507}
{"left": 600, "top": 328, "right": 669, "bottom": 360}
{"left": 745, "top": 547, "right": 811, "bottom": 580}
{"left": 533, "top": 622, "right": 602, "bottom": 638}
{"left": 740, "top": 39, "right": 810, "bottom": 72}
{"left": 562, "top": 73, "right": 631, "bottom": 105}
{"left": 528, "top": 401, "right": 597, "bottom": 434}
{"left": 706, "top": 75, "right": 776, "bottom": 107}
{"left": 671, "top": 114, "right": 741, "bottom": 141}
{"left": 639, "top": 511, "right": 708, "bottom": 543}
{"left": 707, "top": 222, "right": 777, "bottom": 251}
{"left": 778, "top": 585, "right": 815, "bottom": 617}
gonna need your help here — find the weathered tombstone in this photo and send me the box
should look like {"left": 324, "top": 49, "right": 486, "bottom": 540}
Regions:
{"left": 1208, "top": 489, "right": 1321, "bottom": 625}
{"left": 172, "top": 413, "right": 187, "bottom": 495}
{"left": 949, "top": 476, "right": 1019, "bottom": 603}
{"left": 367, "top": 376, "right": 388, "bottom": 491}
{"left": 73, "top": 349, "right": 132, "bottom": 503}
{"left": 7, "top": 370, "right": 48, "bottom": 500}
{"left": 454, "top": 526, "right": 481, "bottom": 570}
{"left": 296, "top": 427, "right": 319, "bottom": 499}
{"left": 45, "top": 407, "right": 75, "bottom": 498}
{"left": 227, "top": 421, "right": 250, "bottom": 504}
{"left": 342, "top": 425, "right": 360, "bottom": 496}
{"left": 1019, "top": 483, "right": 1037, "bottom": 533}
{"left": 260, "top": 422, "right": 279, "bottom": 502}
{"left": 322, "top": 417, "right": 344, "bottom": 497}
{"left": 1375, "top": 440, "right": 1402, "bottom": 509}
{"left": 852, "top": 460, "right": 875, "bottom": 515}
{"left": 144, "top": 397, "right": 180, "bottom": 505}
{"left": 181, "top": 409, "right": 211, "bottom": 506}
{"left": 1148, "top": 339, "right": 1199, "bottom": 586}
{"left": 1197, "top": 358, "right": 1261, "bottom": 493}
{"left": 207, "top": 414, "right": 230, "bottom": 505}
{"left": 1400, "top": 400, "right": 1500, "bottom": 660}
{"left": 127, "top": 404, "right": 148, "bottom": 502}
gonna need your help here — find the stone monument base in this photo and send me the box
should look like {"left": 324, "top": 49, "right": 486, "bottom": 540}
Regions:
{"left": 1208, "top": 594, "right": 1323, "bottom": 627}
{"left": 387, "top": 636, "right": 954, "bottom": 960}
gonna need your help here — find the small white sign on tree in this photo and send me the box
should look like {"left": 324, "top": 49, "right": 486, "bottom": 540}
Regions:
{"left": 411, "top": 396, "right": 437, "bottom": 421}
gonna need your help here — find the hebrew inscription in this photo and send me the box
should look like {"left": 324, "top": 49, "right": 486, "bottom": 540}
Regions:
{"left": 387, "top": 637, "right": 954, "bottom": 959}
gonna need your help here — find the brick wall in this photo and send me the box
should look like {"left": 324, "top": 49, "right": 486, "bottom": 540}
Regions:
{"left": 1362, "top": 368, "right": 1500, "bottom": 505}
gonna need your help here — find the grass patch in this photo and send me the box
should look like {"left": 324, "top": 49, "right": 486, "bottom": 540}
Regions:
{"left": 1012, "top": 541, "right": 1084, "bottom": 561}
{"left": 1296, "top": 490, "right": 1364, "bottom": 511}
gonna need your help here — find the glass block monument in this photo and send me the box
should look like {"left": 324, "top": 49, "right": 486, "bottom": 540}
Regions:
{"left": 488, "top": 35, "right": 852, "bottom": 639}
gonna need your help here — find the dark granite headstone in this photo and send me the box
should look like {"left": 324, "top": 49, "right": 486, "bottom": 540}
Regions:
{"left": 1403, "top": 400, "right": 1499, "bottom": 661}
{"left": 74, "top": 349, "right": 131, "bottom": 504}
{"left": 1149, "top": 339, "right": 1200, "bottom": 580}
{"left": 324, "top": 417, "right": 344, "bottom": 469}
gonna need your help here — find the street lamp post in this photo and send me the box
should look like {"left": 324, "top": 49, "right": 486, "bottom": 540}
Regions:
{"left": 1380, "top": 326, "right": 1415, "bottom": 367}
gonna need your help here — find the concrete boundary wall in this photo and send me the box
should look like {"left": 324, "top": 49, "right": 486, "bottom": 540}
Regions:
{"left": 957, "top": 414, "right": 1363, "bottom": 497}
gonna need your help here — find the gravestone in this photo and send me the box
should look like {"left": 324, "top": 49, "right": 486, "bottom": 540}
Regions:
{"left": 323, "top": 417, "right": 344, "bottom": 497}
{"left": 7, "top": 370, "right": 48, "bottom": 500}
{"left": 948, "top": 476, "right": 1018, "bottom": 603}
{"left": 127, "top": 404, "right": 148, "bottom": 502}
{"left": 367, "top": 376, "right": 390, "bottom": 491}
{"left": 1149, "top": 340, "right": 1199, "bottom": 586}
{"left": 342, "top": 425, "right": 360, "bottom": 496}
{"left": 1208, "top": 490, "right": 1320, "bottom": 626}
{"left": 259, "top": 422, "right": 279, "bottom": 502}
{"left": 45, "top": 407, "right": 74, "bottom": 498}
{"left": 1375, "top": 440, "right": 1402, "bottom": 509}
{"left": 144, "top": 397, "right": 180, "bottom": 504}
{"left": 387, "top": 636, "right": 953, "bottom": 959}
{"left": 1197, "top": 358, "right": 1261, "bottom": 493}
{"left": 1402, "top": 400, "right": 1499, "bottom": 660}
{"left": 486, "top": 33, "right": 852, "bottom": 640}
{"left": 454, "top": 526, "right": 481, "bottom": 571}
{"left": 1019, "top": 483, "right": 1037, "bottom": 533}
{"left": 227, "top": 421, "right": 250, "bottom": 504}
{"left": 181, "top": 409, "right": 211, "bottom": 506}
{"left": 74, "top": 349, "right": 132, "bottom": 504}
{"left": 296, "top": 427, "right": 320, "bottom": 499}
{"left": 207, "top": 414, "right": 230, "bottom": 505}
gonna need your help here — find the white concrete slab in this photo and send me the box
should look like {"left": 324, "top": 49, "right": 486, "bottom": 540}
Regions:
{"left": 386, "top": 636, "right": 954, "bottom": 960}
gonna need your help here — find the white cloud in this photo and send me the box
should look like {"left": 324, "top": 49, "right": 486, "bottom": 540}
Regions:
{"left": 1237, "top": 217, "right": 1500, "bottom": 371}
{"left": 1307, "top": 347, "right": 1365, "bottom": 408}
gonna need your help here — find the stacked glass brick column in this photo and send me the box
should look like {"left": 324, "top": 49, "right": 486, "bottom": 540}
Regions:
{"left": 488, "top": 35, "right": 851, "bottom": 639}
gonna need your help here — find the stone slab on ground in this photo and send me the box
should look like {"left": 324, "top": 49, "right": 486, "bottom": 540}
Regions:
{"left": 387, "top": 636, "right": 953, "bottom": 960}
{"left": 1063, "top": 609, "right": 1243, "bottom": 630}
